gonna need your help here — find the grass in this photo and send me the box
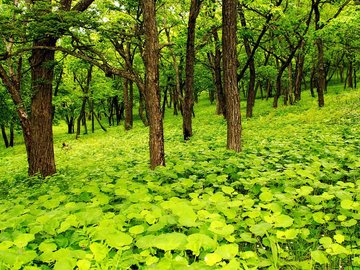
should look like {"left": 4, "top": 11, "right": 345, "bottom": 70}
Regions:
{"left": 0, "top": 86, "right": 359, "bottom": 269}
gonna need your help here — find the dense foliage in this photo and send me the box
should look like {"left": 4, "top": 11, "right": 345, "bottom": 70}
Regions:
{"left": 0, "top": 86, "right": 359, "bottom": 269}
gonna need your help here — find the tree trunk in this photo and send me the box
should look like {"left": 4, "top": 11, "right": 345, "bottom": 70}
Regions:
{"left": 124, "top": 79, "right": 134, "bottom": 130}
{"left": 223, "top": 0, "right": 241, "bottom": 152}
{"left": 313, "top": 1, "right": 325, "bottom": 107}
{"left": 239, "top": 4, "right": 256, "bottom": 118}
{"left": 183, "top": 0, "right": 202, "bottom": 140}
{"left": 142, "top": 0, "right": 165, "bottom": 169}
{"left": 28, "top": 38, "right": 57, "bottom": 176}
{"left": 139, "top": 90, "right": 149, "bottom": 126}
{"left": 347, "top": 61, "right": 353, "bottom": 88}
{"left": 9, "top": 122, "right": 14, "bottom": 147}
{"left": 213, "top": 31, "right": 226, "bottom": 117}
{"left": 294, "top": 40, "right": 305, "bottom": 102}
{"left": 1, "top": 125, "right": 9, "bottom": 148}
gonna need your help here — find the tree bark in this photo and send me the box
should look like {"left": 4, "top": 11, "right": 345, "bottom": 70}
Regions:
{"left": 294, "top": 40, "right": 305, "bottom": 102}
{"left": 347, "top": 60, "right": 353, "bottom": 88}
{"left": 142, "top": 0, "right": 165, "bottom": 169}
{"left": 28, "top": 38, "right": 57, "bottom": 176}
{"left": 223, "top": 0, "right": 241, "bottom": 152}
{"left": 1, "top": 125, "right": 9, "bottom": 148}
{"left": 239, "top": 4, "right": 256, "bottom": 118}
{"left": 183, "top": 0, "right": 202, "bottom": 140}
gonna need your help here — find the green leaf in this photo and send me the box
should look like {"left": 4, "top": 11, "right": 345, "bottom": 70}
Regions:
{"left": 13, "top": 233, "right": 35, "bottom": 248}
{"left": 259, "top": 191, "right": 273, "bottom": 202}
{"left": 106, "top": 231, "right": 133, "bottom": 249}
{"left": 215, "top": 244, "right": 238, "bottom": 260}
{"left": 186, "top": 233, "right": 217, "bottom": 256}
{"left": 311, "top": 250, "right": 329, "bottom": 264}
{"left": 274, "top": 214, "right": 293, "bottom": 228}
{"left": 129, "top": 225, "right": 145, "bottom": 235}
{"left": 204, "top": 253, "right": 222, "bottom": 266}
{"left": 250, "top": 222, "right": 272, "bottom": 236}
{"left": 209, "top": 220, "right": 234, "bottom": 236}
{"left": 77, "top": 259, "right": 91, "bottom": 270}
{"left": 90, "top": 242, "right": 109, "bottom": 262}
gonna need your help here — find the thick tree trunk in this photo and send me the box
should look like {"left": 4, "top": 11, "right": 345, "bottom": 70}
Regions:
{"left": 223, "top": 0, "right": 241, "bottom": 152}
{"left": 28, "top": 38, "right": 57, "bottom": 176}
{"left": 183, "top": 0, "right": 202, "bottom": 140}
{"left": 142, "top": 0, "right": 165, "bottom": 169}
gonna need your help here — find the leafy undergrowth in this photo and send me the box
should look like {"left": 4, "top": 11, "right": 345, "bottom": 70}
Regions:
{"left": 0, "top": 87, "right": 359, "bottom": 269}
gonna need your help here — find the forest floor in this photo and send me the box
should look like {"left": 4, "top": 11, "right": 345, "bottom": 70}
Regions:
{"left": 0, "top": 86, "right": 359, "bottom": 269}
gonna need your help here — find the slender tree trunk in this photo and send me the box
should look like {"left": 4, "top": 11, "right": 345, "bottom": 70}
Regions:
{"left": 142, "top": 0, "right": 165, "bottom": 169}
{"left": 294, "top": 40, "right": 305, "bottom": 102}
{"left": 313, "top": 1, "right": 325, "bottom": 107}
{"left": 239, "top": 4, "right": 256, "bottom": 118}
{"left": 183, "top": 0, "right": 202, "bottom": 140}
{"left": 347, "top": 61, "right": 353, "bottom": 88}
{"left": 223, "top": 0, "right": 241, "bottom": 152}
{"left": 139, "top": 90, "right": 149, "bottom": 126}
{"left": 124, "top": 79, "right": 132, "bottom": 130}
{"left": 1, "top": 125, "right": 9, "bottom": 148}
{"left": 213, "top": 31, "right": 226, "bottom": 117}
{"left": 9, "top": 122, "right": 14, "bottom": 147}
{"left": 28, "top": 38, "right": 57, "bottom": 176}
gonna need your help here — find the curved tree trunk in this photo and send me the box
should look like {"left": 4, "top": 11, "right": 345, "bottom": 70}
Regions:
{"left": 223, "top": 0, "right": 241, "bottom": 152}
{"left": 142, "top": 0, "right": 165, "bottom": 169}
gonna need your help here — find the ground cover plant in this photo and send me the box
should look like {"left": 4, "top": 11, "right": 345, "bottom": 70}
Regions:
{"left": 0, "top": 87, "right": 359, "bottom": 269}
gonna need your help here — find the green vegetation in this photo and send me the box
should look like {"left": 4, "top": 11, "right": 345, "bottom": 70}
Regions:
{"left": 0, "top": 86, "right": 359, "bottom": 269}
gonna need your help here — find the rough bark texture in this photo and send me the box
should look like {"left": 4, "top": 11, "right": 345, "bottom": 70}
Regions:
{"left": 223, "top": 0, "right": 241, "bottom": 152}
{"left": 142, "top": 0, "right": 165, "bottom": 169}
{"left": 183, "top": 0, "right": 202, "bottom": 140}
{"left": 28, "top": 38, "right": 57, "bottom": 176}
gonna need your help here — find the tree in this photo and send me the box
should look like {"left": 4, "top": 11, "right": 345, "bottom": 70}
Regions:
{"left": 0, "top": 0, "right": 95, "bottom": 176}
{"left": 183, "top": 0, "right": 203, "bottom": 140}
{"left": 142, "top": 0, "right": 166, "bottom": 168}
{"left": 223, "top": 0, "right": 241, "bottom": 152}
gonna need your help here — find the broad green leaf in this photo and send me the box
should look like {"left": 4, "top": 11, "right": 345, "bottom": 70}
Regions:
{"left": 186, "top": 233, "right": 217, "bottom": 256}
{"left": 215, "top": 244, "right": 238, "bottom": 260}
{"left": 13, "top": 233, "right": 35, "bottom": 248}
{"left": 274, "top": 215, "right": 293, "bottom": 228}
{"left": 204, "top": 253, "right": 222, "bottom": 266}
{"left": 106, "top": 231, "right": 133, "bottom": 249}
{"left": 250, "top": 222, "right": 272, "bottom": 236}
{"left": 334, "top": 234, "right": 345, "bottom": 244}
{"left": 311, "top": 250, "right": 329, "bottom": 264}
{"left": 129, "top": 225, "right": 145, "bottom": 235}
{"left": 39, "top": 241, "right": 57, "bottom": 253}
{"left": 259, "top": 191, "right": 273, "bottom": 202}
{"left": 90, "top": 242, "right": 109, "bottom": 262}
{"left": 77, "top": 259, "right": 91, "bottom": 270}
{"left": 209, "top": 220, "right": 234, "bottom": 236}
